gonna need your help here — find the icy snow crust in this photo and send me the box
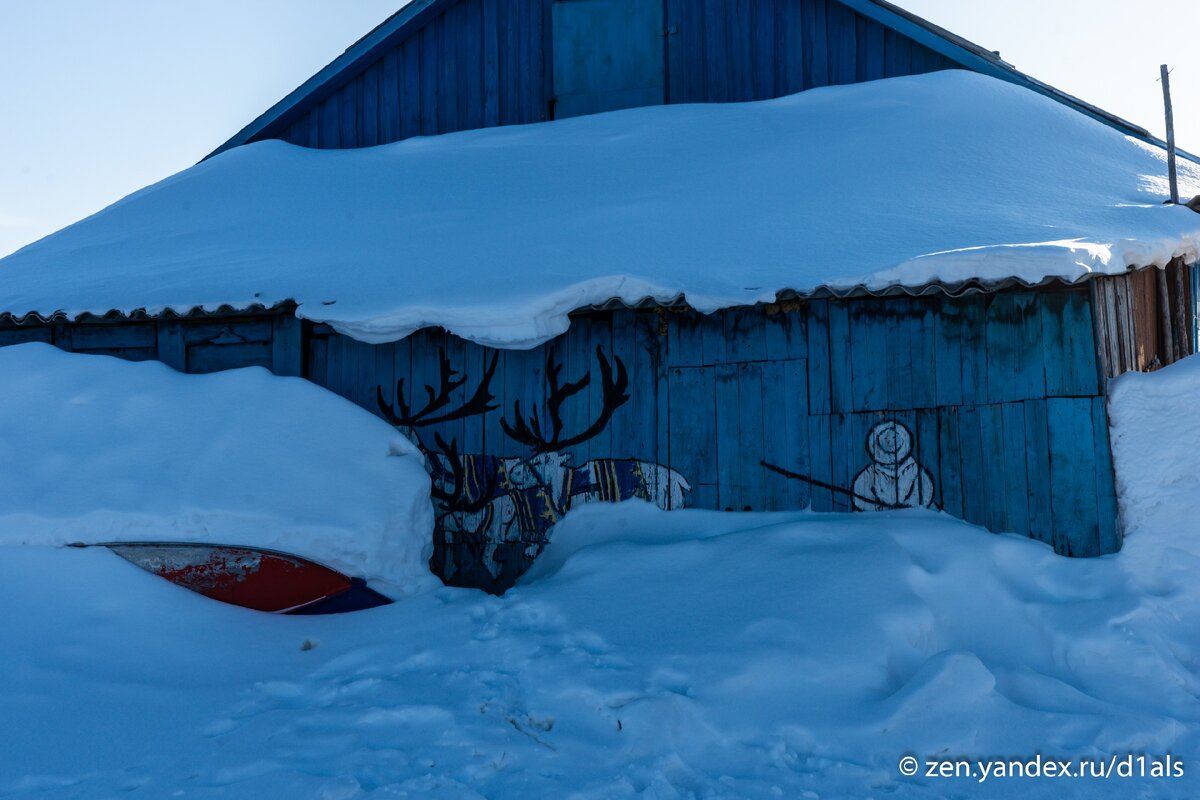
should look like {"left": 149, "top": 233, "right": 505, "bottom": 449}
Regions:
{"left": 2, "top": 71, "right": 1199, "bottom": 348}
{"left": 3, "top": 357, "right": 1200, "bottom": 796}
{"left": 0, "top": 344, "right": 435, "bottom": 593}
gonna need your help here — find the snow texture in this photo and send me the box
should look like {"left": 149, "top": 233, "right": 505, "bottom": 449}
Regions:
{"left": 5, "top": 353, "right": 1200, "bottom": 797}
{"left": 0, "top": 344, "right": 435, "bottom": 593}
{"left": 1, "top": 71, "right": 1198, "bottom": 348}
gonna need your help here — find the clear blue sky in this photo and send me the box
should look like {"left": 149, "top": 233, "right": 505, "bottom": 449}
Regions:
{"left": 1, "top": 1, "right": 1195, "bottom": 258}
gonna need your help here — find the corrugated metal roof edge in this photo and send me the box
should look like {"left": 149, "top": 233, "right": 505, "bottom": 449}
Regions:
{"left": 0, "top": 270, "right": 1147, "bottom": 331}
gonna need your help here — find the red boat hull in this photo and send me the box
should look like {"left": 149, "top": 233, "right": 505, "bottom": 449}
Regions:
{"left": 102, "top": 543, "right": 390, "bottom": 613}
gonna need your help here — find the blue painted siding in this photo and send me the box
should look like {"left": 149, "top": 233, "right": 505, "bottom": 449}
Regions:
{"left": 298, "top": 289, "right": 1119, "bottom": 590}
{"left": 258, "top": 0, "right": 956, "bottom": 151}
{"left": 0, "top": 285, "right": 1123, "bottom": 594}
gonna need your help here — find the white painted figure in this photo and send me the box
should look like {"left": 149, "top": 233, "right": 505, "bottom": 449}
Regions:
{"left": 852, "top": 421, "right": 935, "bottom": 511}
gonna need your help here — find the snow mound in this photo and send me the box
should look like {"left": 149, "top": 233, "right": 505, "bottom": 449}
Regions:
{"left": 0, "top": 343, "right": 435, "bottom": 592}
{"left": 1108, "top": 354, "right": 1200, "bottom": 585}
{"left": 5, "top": 502, "right": 1200, "bottom": 797}
{"left": 2, "top": 71, "right": 1198, "bottom": 348}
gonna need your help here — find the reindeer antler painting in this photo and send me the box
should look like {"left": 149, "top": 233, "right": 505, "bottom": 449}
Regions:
{"left": 378, "top": 344, "right": 690, "bottom": 589}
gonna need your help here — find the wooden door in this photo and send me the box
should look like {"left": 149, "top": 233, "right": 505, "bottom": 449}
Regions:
{"left": 551, "top": 0, "right": 666, "bottom": 119}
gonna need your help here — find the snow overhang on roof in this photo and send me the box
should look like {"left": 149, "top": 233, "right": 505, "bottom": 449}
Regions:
{"left": 2, "top": 72, "right": 1199, "bottom": 349}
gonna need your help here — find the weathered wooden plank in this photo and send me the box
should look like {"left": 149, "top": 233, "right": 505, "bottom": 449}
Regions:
{"left": 806, "top": 299, "right": 832, "bottom": 414}
{"left": 334, "top": 333, "right": 357, "bottom": 401}
{"left": 585, "top": 313, "right": 615, "bottom": 458}
{"left": 762, "top": 356, "right": 809, "bottom": 509}
{"left": 360, "top": 62, "right": 381, "bottom": 147}
{"left": 654, "top": 320, "right": 672, "bottom": 494}
{"left": 516, "top": 0, "right": 533, "bottom": 121}
{"left": 764, "top": 304, "right": 807, "bottom": 361}
{"left": 882, "top": 26, "right": 910, "bottom": 79}
{"left": 1091, "top": 396, "right": 1121, "bottom": 554}
{"left": 307, "top": 335, "right": 328, "bottom": 387}
{"left": 725, "top": 0, "right": 755, "bottom": 102}
{"left": 1000, "top": 401, "right": 1031, "bottom": 535}
{"left": 801, "top": 0, "right": 829, "bottom": 89}
{"left": 725, "top": 306, "right": 768, "bottom": 363}
{"left": 737, "top": 361, "right": 766, "bottom": 510}
{"left": 1022, "top": 399, "right": 1054, "bottom": 547}
{"left": 848, "top": 300, "right": 886, "bottom": 412}
{"left": 271, "top": 315, "right": 302, "bottom": 377}
{"left": 828, "top": 412, "right": 854, "bottom": 513}
{"left": 182, "top": 320, "right": 273, "bottom": 345}
{"left": 978, "top": 403, "right": 1007, "bottom": 532}
{"left": 704, "top": 0, "right": 730, "bottom": 102}
{"left": 699, "top": 311, "right": 727, "bottom": 366}
{"left": 826, "top": 0, "right": 857, "bottom": 85}
{"left": 933, "top": 295, "right": 964, "bottom": 407}
{"left": 859, "top": 13, "right": 885, "bottom": 81}
{"left": 667, "top": 365, "right": 717, "bottom": 505}
{"left": 482, "top": 0, "right": 501, "bottom": 126}
{"left": 827, "top": 300, "right": 852, "bottom": 413}
{"left": 1046, "top": 397, "right": 1101, "bottom": 556}
{"left": 914, "top": 407, "right": 941, "bottom": 509}
{"left": 356, "top": 336, "right": 379, "bottom": 413}
{"left": 986, "top": 292, "right": 1045, "bottom": 403}
{"left": 776, "top": 0, "right": 804, "bottom": 96}
{"left": 462, "top": 0, "right": 484, "bottom": 131}
{"left": 459, "top": 338, "right": 489, "bottom": 455}
{"left": 439, "top": 333, "right": 469, "bottom": 461}
{"left": 401, "top": 38, "right": 421, "bottom": 139}
{"left": 0, "top": 326, "right": 52, "bottom": 347}
{"left": 609, "top": 310, "right": 655, "bottom": 460}
{"left": 535, "top": 0, "right": 550, "bottom": 123}
{"left": 499, "top": 0, "right": 518, "bottom": 123}
{"left": 1089, "top": 279, "right": 1114, "bottom": 381}
{"left": 420, "top": 22, "right": 440, "bottom": 135}
{"left": 1043, "top": 290, "right": 1101, "bottom": 397}
{"left": 72, "top": 347, "right": 158, "bottom": 362}
{"left": 959, "top": 296, "right": 988, "bottom": 405}
{"left": 187, "top": 342, "right": 272, "bottom": 374}
{"left": 806, "top": 412, "right": 834, "bottom": 511}
{"left": 439, "top": 4, "right": 462, "bottom": 134}
{"left": 936, "top": 405, "right": 963, "bottom": 519}
{"left": 910, "top": 301, "right": 937, "bottom": 409}
{"left": 752, "top": 0, "right": 776, "bottom": 100}
{"left": 339, "top": 75, "right": 360, "bottom": 147}
{"left": 956, "top": 404, "right": 985, "bottom": 528}
{"left": 372, "top": 340, "right": 396, "bottom": 424}
{"left": 561, "top": 316, "right": 595, "bottom": 465}
{"left": 318, "top": 95, "right": 340, "bottom": 148}
{"left": 884, "top": 300, "right": 914, "bottom": 411}
{"left": 714, "top": 363, "right": 741, "bottom": 509}
{"left": 665, "top": 0, "right": 699, "bottom": 104}
{"left": 380, "top": 50, "right": 401, "bottom": 142}
{"left": 665, "top": 309, "right": 703, "bottom": 367}
{"left": 70, "top": 324, "right": 155, "bottom": 350}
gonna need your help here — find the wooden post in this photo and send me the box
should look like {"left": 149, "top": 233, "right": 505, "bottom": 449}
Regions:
{"left": 1161, "top": 64, "right": 1179, "bottom": 204}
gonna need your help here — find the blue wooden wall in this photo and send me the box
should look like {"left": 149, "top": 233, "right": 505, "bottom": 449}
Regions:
{"left": 0, "top": 314, "right": 303, "bottom": 377}
{"left": 0, "top": 286, "right": 1119, "bottom": 593}
{"left": 304, "top": 288, "right": 1119, "bottom": 591}
{"left": 261, "top": 0, "right": 956, "bottom": 149}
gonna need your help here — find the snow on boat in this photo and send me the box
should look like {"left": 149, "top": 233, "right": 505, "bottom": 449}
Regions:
{"left": 90, "top": 542, "right": 392, "bottom": 614}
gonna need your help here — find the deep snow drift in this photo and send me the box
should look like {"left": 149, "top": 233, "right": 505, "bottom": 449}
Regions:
{"left": 0, "top": 344, "right": 434, "bottom": 592}
{"left": 1, "top": 71, "right": 1198, "bottom": 347}
{"left": 4, "top": 355, "right": 1200, "bottom": 798}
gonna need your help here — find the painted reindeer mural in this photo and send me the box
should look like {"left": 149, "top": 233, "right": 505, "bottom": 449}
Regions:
{"left": 377, "top": 346, "right": 690, "bottom": 588}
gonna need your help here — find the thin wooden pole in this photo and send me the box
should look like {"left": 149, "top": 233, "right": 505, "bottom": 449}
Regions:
{"left": 1161, "top": 64, "right": 1179, "bottom": 204}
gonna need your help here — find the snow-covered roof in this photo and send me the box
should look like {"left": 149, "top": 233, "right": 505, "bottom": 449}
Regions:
{"left": 2, "top": 71, "right": 1198, "bottom": 348}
